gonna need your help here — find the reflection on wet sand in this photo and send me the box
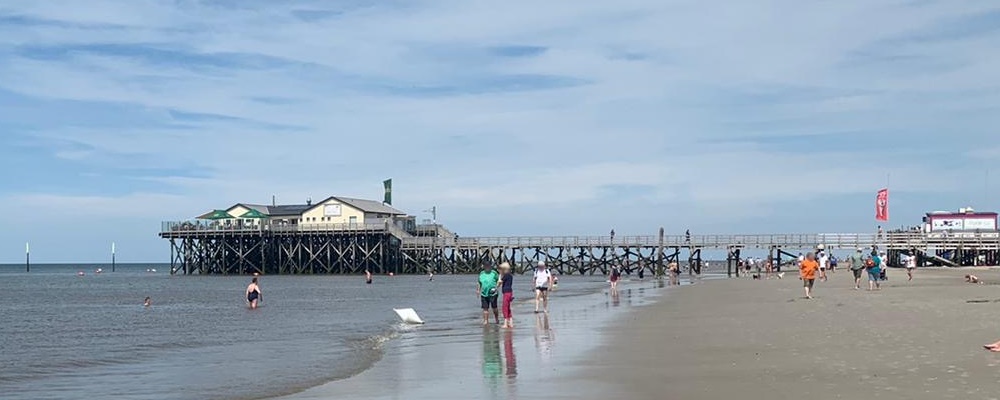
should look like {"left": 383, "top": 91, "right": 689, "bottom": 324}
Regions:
{"left": 503, "top": 329, "right": 517, "bottom": 381}
{"left": 534, "top": 313, "right": 554, "bottom": 362}
{"left": 611, "top": 288, "right": 621, "bottom": 307}
{"left": 482, "top": 327, "right": 502, "bottom": 392}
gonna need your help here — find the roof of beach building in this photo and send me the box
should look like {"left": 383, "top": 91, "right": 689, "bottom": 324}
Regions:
{"left": 227, "top": 197, "right": 405, "bottom": 218}
{"left": 326, "top": 196, "right": 406, "bottom": 215}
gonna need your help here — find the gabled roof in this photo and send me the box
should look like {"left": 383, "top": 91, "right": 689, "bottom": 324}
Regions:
{"left": 228, "top": 203, "right": 311, "bottom": 217}
{"left": 225, "top": 196, "right": 406, "bottom": 218}
{"left": 305, "top": 196, "right": 407, "bottom": 215}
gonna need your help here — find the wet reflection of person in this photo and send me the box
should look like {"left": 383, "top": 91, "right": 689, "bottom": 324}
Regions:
{"left": 503, "top": 329, "right": 518, "bottom": 381}
{"left": 534, "top": 313, "right": 554, "bottom": 362}
{"left": 482, "top": 327, "right": 502, "bottom": 390}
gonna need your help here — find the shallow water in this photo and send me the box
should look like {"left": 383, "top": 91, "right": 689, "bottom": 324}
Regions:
{"left": 0, "top": 264, "right": 627, "bottom": 400}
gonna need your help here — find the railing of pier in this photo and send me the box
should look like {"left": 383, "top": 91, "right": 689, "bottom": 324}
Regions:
{"left": 160, "top": 221, "right": 390, "bottom": 234}
{"left": 401, "top": 233, "right": 884, "bottom": 249}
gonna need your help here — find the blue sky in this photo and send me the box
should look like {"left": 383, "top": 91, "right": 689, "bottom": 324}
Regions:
{"left": 1, "top": 1, "right": 999, "bottom": 263}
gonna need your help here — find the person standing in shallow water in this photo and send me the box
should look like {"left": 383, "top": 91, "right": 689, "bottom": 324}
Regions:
{"left": 609, "top": 265, "right": 621, "bottom": 291}
{"left": 246, "top": 277, "right": 261, "bottom": 309}
{"left": 799, "top": 252, "right": 819, "bottom": 299}
{"left": 478, "top": 263, "right": 501, "bottom": 325}
{"left": 498, "top": 262, "right": 515, "bottom": 328}
{"left": 365, "top": 269, "right": 373, "bottom": 285}
{"left": 533, "top": 261, "right": 554, "bottom": 313}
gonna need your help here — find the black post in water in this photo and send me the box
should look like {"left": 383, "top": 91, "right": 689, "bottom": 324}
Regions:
{"left": 112, "top": 252, "right": 116, "bottom": 273}
{"left": 25, "top": 242, "right": 30, "bottom": 272}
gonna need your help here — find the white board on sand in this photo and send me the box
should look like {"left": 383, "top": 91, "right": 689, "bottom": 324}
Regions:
{"left": 393, "top": 308, "right": 425, "bottom": 325}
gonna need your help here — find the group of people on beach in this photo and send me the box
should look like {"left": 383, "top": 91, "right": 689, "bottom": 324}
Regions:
{"left": 478, "top": 261, "right": 555, "bottom": 328}
{"left": 797, "top": 247, "right": 900, "bottom": 299}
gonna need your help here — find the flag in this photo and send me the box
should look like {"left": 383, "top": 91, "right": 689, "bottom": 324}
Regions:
{"left": 875, "top": 188, "right": 889, "bottom": 221}
{"left": 383, "top": 179, "right": 392, "bottom": 205}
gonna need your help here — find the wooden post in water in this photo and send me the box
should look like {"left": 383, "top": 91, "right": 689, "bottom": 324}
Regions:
{"left": 111, "top": 242, "right": 116, "bottom": 273}
{"left": 26, "top": 242, "right": 30, "bottom": 272}
{"left": 657, "top": 227, "right": 665, "bottom": 278}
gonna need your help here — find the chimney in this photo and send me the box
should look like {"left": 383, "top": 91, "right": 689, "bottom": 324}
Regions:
{"left": 272, "top": 195, "right": 276, "bottom": 207}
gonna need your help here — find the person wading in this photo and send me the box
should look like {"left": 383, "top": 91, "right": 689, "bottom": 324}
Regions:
{"left": 533, "top": 261, "right": 554, "bottom": 313}
{"left": 478, "top": 263, "right": 501, "bottom": 325}
{"left": 498, "top": 262, "right": 515, "bottom": 328}
{"left": 246, "top": 277, "right": 262, "bottom": 309}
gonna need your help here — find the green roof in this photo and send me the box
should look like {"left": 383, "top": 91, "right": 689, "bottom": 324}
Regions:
{"left": 197, "top": 209, "right": 235, "bottom": 220}
{"left": 240, "top": 209, "right": 269, "bottom": 219}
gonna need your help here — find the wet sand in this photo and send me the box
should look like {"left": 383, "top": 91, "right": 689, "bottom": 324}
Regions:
{"left": 577, "top": 268, "right": 1000, "bottom": 400}
{"left": 278, "top": 280, "right": 668, "bottom": 400}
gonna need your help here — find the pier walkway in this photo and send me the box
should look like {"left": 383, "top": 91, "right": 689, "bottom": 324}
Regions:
{"left": 160, "top": 222, "right": 1000, "bottom": 275}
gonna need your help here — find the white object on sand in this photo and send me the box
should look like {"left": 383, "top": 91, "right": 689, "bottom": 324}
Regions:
{"left": 393, "top": 308, "right": 425, "bottom": 325}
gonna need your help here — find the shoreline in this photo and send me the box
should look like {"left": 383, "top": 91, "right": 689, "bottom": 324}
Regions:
{"left": 274, "top": 277, "right": 683, "bottom": 400}
{"left": 571, "top": 267, "right": 1000, "bottom": 400}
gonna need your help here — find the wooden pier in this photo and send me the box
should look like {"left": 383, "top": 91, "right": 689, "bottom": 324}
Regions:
{"left": 160, "top": 222, "right": 1000, "bottom": 275}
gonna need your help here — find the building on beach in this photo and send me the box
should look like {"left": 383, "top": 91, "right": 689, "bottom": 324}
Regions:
{"left": 223, "top": 196, "right": 409, "bottom": 229}
{"left": 174, "top": 196, "right": 415, "bottom": 233}
{"left": 923, "top": 208, "right": 998, "bottom": 232}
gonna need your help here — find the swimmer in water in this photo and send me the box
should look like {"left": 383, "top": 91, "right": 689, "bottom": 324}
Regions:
{"left": 144, "top": 297, "right": 151, "bottom": 307}
{"left": 365, "top": 270, "right": 373, "bottom": 285}
{"left": 246, "top": 277, "right": 261, "bottom": 309}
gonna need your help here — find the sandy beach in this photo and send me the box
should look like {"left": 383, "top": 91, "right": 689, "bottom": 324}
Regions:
{"left": 573, "top": 268, "right": 1000, "bottom": 400}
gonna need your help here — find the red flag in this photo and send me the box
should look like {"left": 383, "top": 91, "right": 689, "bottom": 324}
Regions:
{"left": 875, "top": 188, "right": 889, "bottom": 221}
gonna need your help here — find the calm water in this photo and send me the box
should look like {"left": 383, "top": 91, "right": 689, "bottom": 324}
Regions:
{"left": 0, "top": 264, "right": 621, "bottom": 400}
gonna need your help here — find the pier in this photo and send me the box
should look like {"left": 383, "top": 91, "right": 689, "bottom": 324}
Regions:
{"left": 159, "top": 223, "right": 1000, "bottom": 275}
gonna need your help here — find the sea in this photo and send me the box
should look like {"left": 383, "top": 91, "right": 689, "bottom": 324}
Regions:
{"left": 0, "top": 263, "right": 695, "bottom": 400}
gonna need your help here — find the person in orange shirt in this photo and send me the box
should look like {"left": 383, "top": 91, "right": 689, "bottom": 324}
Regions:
{"left": 799, "top": 252, "right": 819, "bottom": 299}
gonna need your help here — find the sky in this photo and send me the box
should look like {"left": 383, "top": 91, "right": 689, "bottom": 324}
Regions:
{"left": 1, "top": 0, "right": 999, "bottom": 263}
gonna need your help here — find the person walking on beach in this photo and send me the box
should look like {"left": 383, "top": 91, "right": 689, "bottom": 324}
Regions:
{"left": 867, "top": 250, "right": 882, "bottom": 291}
{"left": 609, "top": 265, "right": 622, "bottom": 291}
{"left": 848, "top": 248, "right": 866, "bottom": 290}
{"left": 498, "top": 262, "right": 515, "bottom": 328}
{"left": 905, "top": 251, "right": 916, "bottom": 281}
{"left": 799, "top": 252, "right": 819, "bottom": 299}
{"left": 818, "top": 251, "right": 829, "bottom": 282}
{"left": 246, "top": 277, "right": 261, "bottom": 309}
{"left": 668, "top": 261, "right": 681, "bottom": 285}
{"left": 478, "top": 263, "right": 501, "bottom": 325}
{"left": 533, "top": 261, "right": 554, "bottom": 313}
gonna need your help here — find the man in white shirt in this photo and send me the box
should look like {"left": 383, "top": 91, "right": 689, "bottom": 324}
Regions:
{"left": 905, "top": 253, "right": 917, "bottom": 281}
{"left": 533, "top": 261, "right": 554, "bottom": 313}
{"left": 818, "top": 251, "right": 829, "bottom": 282}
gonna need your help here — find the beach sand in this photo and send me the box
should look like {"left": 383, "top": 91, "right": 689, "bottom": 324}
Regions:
{"left": 573, "top": 268, "right": 1000, "bottom": 400}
